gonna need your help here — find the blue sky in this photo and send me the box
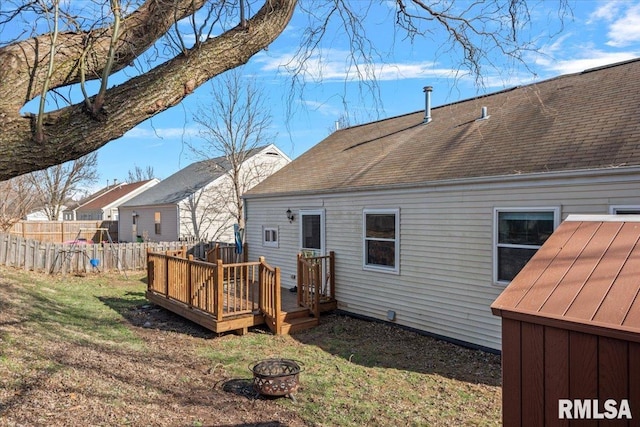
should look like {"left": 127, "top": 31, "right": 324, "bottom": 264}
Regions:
{"left": 68, "top": 1, "right": 640, "bottom": 187}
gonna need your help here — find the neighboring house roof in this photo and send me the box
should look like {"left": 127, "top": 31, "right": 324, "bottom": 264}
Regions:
{"left": 77, "top": 179, "right": 159, "bottom": 211}
{"left": 122, "top": 145, "right": 279, "bottom": 207}
{"left": 246, "top": 58, "right": 640, "bottom": 198}
{"left": 491, "top": 215, "right": 640, "bottom": 343}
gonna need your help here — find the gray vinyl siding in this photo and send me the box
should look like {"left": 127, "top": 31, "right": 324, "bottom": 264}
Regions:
{"left": 244, "top": 171, "right": 640, "bottom": 351}
{"left": 118, "top": 205, "right": 178, "bottom": 242}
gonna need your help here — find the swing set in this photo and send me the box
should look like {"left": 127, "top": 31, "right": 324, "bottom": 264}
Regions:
{"left": 50, "top": 227, "right": 126, "bottom": 276}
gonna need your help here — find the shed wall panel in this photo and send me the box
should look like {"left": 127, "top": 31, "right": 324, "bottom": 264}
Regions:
{"left": 598, "top": 337, "right": 629, "bottom": 411}
{"left": 569, "top": 331, "right": 598, "bottom": 400}
{"left": 544, "top": 327, "right": 569, "bottom": 427}
{"left": 502, "top": 318, "right": 522, "bottom": 426}
{"left": 630, "top": 343, "right": 640, "bottom": 417}
{"left": 521, "top": 322, "right": 545, "bottom": 426}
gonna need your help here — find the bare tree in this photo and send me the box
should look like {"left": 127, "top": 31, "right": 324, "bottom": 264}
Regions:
{"left": 0, "top": 0, "right": 569, "bottom": 181}
{"left": 189, "top": 68, "right": 278, "bottom": 232}
{"left": 179, "top": 185, "right": 232, "bottom": 242}
{"left": 0, "top": 175, "right": 37, "bottom": 231}
{"left": 127, "top": 165, "right": 156, "bottom": 182}
{"left": 29, "top": 153, "right": 99, "bottom": 221}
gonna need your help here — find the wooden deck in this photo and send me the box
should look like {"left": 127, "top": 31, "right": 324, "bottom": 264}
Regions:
{"left": 146, "top": 250, "right": 336, "bottom": 335}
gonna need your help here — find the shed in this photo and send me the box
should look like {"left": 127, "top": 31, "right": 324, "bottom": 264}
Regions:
{"left": 491, "top": 215, "right": 640, "bottom": 425}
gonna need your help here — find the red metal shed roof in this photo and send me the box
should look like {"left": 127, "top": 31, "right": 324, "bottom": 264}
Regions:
{"left": 491, "top": 215, "right": 640, "bottom": 343}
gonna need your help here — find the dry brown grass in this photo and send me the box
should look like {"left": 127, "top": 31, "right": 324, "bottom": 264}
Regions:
{"left": 0, "top": 267, "right": 501, "bottom": 426}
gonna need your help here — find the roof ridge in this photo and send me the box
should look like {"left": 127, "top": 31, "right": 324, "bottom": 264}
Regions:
{"left": 343, "top": 57, "right": 640, "bottom": 127}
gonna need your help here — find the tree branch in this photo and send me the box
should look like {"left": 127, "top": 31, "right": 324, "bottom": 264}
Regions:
{"left": 0, "top": 0, "right": 296, "bottom": 181}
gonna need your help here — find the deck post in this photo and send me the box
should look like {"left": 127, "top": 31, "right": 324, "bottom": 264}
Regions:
{"left": 215, "top": 259, "right": 224, "bottom": 321}
{"left": 187, "top": 254, "right": 193, "bottom": 308}
{"left": 329, "top": 251, "right": 335, "bottom": 299}
{"left": 275, "top": 266, "right": 282, "bottom": 335}
{"left": 296, "top": 254, "right": 302, "bottom": 307}
{"left": 258, "top": 256, "right": 266, "bottom": 311}
{"left": 146, "top": 249, "right": 153, "bottom": 292}
{"left": 164, "top": 253, "right": 169, "bottom": 298}
{"left": 313, "top": 263, "right": 321, "bottom": 318}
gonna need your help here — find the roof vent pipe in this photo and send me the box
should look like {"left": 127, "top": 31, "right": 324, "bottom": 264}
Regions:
{"left": 478, "top": 106, "right": 490, "bottom": 121}
{"left": 423, "top": 86, "right": 433, "bottom": 124}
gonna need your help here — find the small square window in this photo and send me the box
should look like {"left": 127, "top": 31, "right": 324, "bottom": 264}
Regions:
{"left": 263, "top": 226, "right": 278, "bottom": 248}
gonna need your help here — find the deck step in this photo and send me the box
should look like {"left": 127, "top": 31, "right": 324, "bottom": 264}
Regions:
{"left": 281, "top": 307, "right": 312, "bottom": 322}
{"left": 281, "top": 316, "right": 319, "bottom": 334}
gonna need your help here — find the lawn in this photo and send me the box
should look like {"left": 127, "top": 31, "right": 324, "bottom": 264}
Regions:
{"left": 0, "top": 267, "right": 502, "bottom": 426}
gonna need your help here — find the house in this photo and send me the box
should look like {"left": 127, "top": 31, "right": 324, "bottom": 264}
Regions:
{"left": 491, "top": 215, "right": 640, "bottom": 424}
{"left": 26, "top": 206, "right": 67, "bottom": 221}
{"left": 242, "top": 58, "right": 640, "bottom": 352}
{"left": 119, "top": 144, "right": 290, "bottom": 243}
{"left": 72, "top": 179, "right": 160, "bottom": 221}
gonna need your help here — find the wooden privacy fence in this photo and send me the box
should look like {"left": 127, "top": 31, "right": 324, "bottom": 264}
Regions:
{"left": 0, "top": 233, "right": 236, "bottom": 274}
{"left": 146, "top": 251, "right": 282, "bottom": 332}
{"left": 10, "top": 220, "right": 119, "bottom": 243}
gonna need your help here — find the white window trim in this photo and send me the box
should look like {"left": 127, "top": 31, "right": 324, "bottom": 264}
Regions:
{"left": 299, "top": 209, "right": 325, "bottom": 256}
{"left": 609, "top": 205, "right": 640, "bottom": 214}
{"left": 262, "top": 226, "right": 279, "bottom": 248}
{"left": 363, "top": 208, "right": 400, "bottom": 274}
{"left": 493, "top": 207, "right": 560, "bottom": 286}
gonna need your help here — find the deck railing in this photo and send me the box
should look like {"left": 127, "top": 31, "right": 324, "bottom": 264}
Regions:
{"left": 258, "top": 257, "right": 281, "bottom": 334}
{"left": 297, "top": 251, "right": 335, "bottom": 318}
{"left": 205, "top": 243, "right": 247, "bottom": 264}
{"left": 147, "top": 251, "right": 278, "bottom": 323}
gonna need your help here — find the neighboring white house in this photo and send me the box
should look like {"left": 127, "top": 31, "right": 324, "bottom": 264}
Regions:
{"left": 119, "top": 144, "right": 290, "bottom": 243}
{"left": 26, "top": 207, "right": 66, "bottom": 221}
{"left": 69, "top": 179, "right": 160, "bottom": 221}
{"left": 243, "top": 58, "right": 640, "bottom": 352}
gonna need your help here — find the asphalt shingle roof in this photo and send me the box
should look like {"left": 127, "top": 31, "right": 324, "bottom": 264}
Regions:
{"left": 122, "top": 147, "right": 267, "bottom": 207}
{"left": 78, "top": 180, "right": 156, "bottom": 210}
{"left": 246, "top": 58, "right": 640, "bottom": 197}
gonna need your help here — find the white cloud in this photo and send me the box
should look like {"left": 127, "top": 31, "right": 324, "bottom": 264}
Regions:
{"left": 123, "top": 126, "right": 199, "bottom": 141}
{"left": 300, "top": 100, "right": 343, "bottom": 117}
{"left": 588, "top": 1, "right": 622, "bottom": 23}
{"left": 540, "top": 51, "right": 639, "bottom": 75}
{"left": 254, "top": 48, "right": 458, "bottom": 83}
{"left": 606, "top": 4, "right": 640, "bottom": 47}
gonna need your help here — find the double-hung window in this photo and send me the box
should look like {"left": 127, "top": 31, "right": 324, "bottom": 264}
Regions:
{"left": 494, "top": 208, "right": 559, "bottom": 284}
{"left": 610, "top": 205, "right": 640, "bottom": 215}
{"left": 363, "top": 209, "right": 400, "bottom": 274}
